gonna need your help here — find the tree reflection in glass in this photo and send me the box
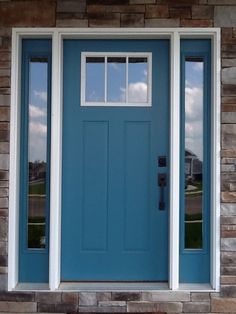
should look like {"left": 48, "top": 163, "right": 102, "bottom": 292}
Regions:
{"left": 28, "top": 59, "right": 48, "bottom": 249}
{"left": 184, "top": 59, "right": 204, "bottom": 249}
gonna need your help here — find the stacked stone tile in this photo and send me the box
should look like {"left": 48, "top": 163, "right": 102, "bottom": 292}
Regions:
{"left": 0, "top": 0, "right": 236, "bottom": 313}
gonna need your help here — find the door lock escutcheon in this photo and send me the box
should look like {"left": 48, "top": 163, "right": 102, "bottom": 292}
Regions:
{"left": 158, "top": 173, "right": 167, "bottom": 210}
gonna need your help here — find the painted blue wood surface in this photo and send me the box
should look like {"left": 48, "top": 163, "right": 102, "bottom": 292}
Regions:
{"left": 19, "top": 39, "right": 51, "bottom": 282}
{"left": 180, "top": 39, "right": 211, "bottom": 283}
{"left": 61, "top": 39, "right": 170, "bottom": 281}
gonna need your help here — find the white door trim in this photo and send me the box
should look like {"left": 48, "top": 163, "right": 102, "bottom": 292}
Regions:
{"left": 8, "top": 27, "right": 221, "bottom": 292}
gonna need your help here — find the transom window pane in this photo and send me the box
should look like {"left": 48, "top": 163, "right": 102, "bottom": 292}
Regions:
{"left": 128, "top": 57, "right": 148, "bottom": 103}
{"left": 107, "top": 57, "right": 126, "bottom": 102}
{"left": 82, "top": 53, "right": 151, "bottom": 106}
{"left": 86, "top": 57, "right": 105, "bottom": 102}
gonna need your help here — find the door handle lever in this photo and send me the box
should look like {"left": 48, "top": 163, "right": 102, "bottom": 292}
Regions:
{"left": 158, "top": 173, "right": 167, "bottom": 210}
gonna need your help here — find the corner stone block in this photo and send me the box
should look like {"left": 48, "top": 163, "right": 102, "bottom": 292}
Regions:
{"left": 0, "top": 1, "right": 56, "bottom": 27}
{"left": 0, "top": 301, "right": 37, "bottom": 312}
{"left": 0, "top": 217, "right": 7, "bottom": 240}
{"left": 0, "top": 94, "right": 9, "bottom": 106}
{"left": 0, "top": 107, "right": 9, "bottom": 122}
{"left": 221, "top": 238, "right": 236, "bottom": 251}
{"left": 221, "top": 265, "right": 236, "bottom": 275}
{"left": 215, "top": 6, "right": 236, "bottom": 27}
{"left": 142, "top": 291, "right": 190, "bottom": 302}
{"left": 212, "top": 296, "right": 236, "bottom": 312}
{"left": 61, "top": 292, "right": 78, "bottom": 303}
{"left": 222, "top": 191, "right": 236, "bottom": 202}
{"left": 127, "top": 301, "right": 159, "bottom": 312}
{"left": 145, "top": 18, "right": 180, "bottom": 27}
{"left": 112, "top": 292, "right": 140, "bottom": 301}
{"left": 79, "top": 305, "right": 127, "bottom": 312}
{"left": 0, "top": 291, "right": 35, "bottom": 302}
{"left": 57, "top": 0, "right": 86, "bottom": 13}
{"left": 182, "top": 301, "right": 210, "bottom": 312}
{"left": 35, "top": 292, "right": 62, "bottom": 304}
{"left": 221, "top": 216, "right": 236, "bottom": 224}
{"left": 121, "top": 13, "right": 144, "bottom": 27}
{"left": 221, "top": 285, "right": 236, "bottom": 297}
{"left": 191, "top": 292, "right": 210, "bottom": 301}
{"left": 97, "top": 292, "right": 111, "bottom": 301}
{"left": 222, "top": 67, "right": 236, "bottom": 85}
{"left": 0, "top": 274, "right": 7, "bottom": 291}
{"left": 0, "top": 154, "right": 8, "bottom": 170}
{"left": 159, "top": 301, "right": 183, "bottom": 312}
{"left": 222, "top": 112, "right": 236, "bottom": 123}
{"left": 221, "top": 251, "right": 236, "bottom": 264}
{"left": 79, "top": 292, "right": 97, "bottom": 306}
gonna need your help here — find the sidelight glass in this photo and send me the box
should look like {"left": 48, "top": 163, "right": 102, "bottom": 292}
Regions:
{"left": 27, "top": 59, "right": 49, "bottom": 249}
{"left": 86, "top": 57, "right": 105, "bottom": 102}
{"left": 184, "top": 58, "right": 204, "bottom": 249}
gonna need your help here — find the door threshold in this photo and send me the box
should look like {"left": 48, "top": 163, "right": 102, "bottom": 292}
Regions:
{"left": 59, "top": 281, "right": 169, "bottom": 291}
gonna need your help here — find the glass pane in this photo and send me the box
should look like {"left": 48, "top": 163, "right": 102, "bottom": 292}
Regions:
{"left": 107, "top": 57, "right": 126, "bottom": 102}
{"left": 184, "top": 59, "right": 204, "bottom": 249}
{"left": 86, "top": 57, "right": 105, "bottom": 102}
{"left": 28, "top": 59, "right": 48, "bottom": 249}
{"left": 128, "top": 57, "right": 148, "bottom": 103}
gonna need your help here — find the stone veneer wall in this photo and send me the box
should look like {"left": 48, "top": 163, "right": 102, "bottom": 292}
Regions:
{"left": 0, "top": 0, "right": 236, "bottom": 313}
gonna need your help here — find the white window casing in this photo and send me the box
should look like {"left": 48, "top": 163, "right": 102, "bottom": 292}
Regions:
{"left": 8, "top": 28, "right": 221, "bottom": 292}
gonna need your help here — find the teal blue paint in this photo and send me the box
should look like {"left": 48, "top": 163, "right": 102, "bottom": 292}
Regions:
{"left": 180, "top": 40, "right": 211, "bottom": 283}
{"left": 19, "top": 39, "right": 51, "bottom": 282}
{"left": 61, "top": 39, "right": 170, "bottom": 281}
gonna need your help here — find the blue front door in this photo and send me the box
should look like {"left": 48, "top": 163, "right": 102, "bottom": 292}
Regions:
{"left": 61, "top": 39, "right": 169, "bottom": 281}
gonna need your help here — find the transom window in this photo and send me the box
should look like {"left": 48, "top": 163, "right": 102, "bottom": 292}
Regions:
{"left": 81, "top": 52, "right": 152, "bottom": 106}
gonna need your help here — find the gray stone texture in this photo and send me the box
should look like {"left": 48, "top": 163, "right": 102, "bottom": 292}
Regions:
{"left": 0, "top": 1, "right": 236, "bottom": 313}
{"left": 142, "top": 291, "right": 190, "bottom": 302}
{"left": 183, "top": 301, "right": 210, "bottom": 313}
{"left": 215, "top": 6, "right": 236, "bottom": 27}
{"left": 79, "top": 292, "right": 97, "bottom": 306}
{"left": 222, "top": 67, "right": 236, "bottom": 85}
{"left": 222, "top": 112, "right": 236, "bottom": 123}
{"left": 222, "top": 124, "right": 236, "bottom": 149}
{"left": 221, "top": 238, "right": 236, "bottom": 251}
{"left": 0, "top": 154, "right": 8, "bottom": 170}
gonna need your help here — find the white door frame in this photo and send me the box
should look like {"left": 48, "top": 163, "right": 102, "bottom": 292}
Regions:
{"left": 8, "top": 27, "right": 221, "bottom": 291}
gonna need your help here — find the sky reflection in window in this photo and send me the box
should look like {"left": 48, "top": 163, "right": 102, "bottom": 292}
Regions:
{"left": 107, "top": 57, "right": 126, "bottom": 102}
{"left": 84, "top": 54, "right": 150, "bottom": 105}
{"left": 184, "top": 59, "right": 204, "bottom": 250}
{"left": 28, "top": 59, "right": 48, "bottom": 249}
{"left": 128, "top": 57, "right": 148, "bottom": 103}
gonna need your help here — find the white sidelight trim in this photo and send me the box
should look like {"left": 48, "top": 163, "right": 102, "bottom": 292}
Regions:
{"left": 49, "top": 31, "right": 63, "bottom": 291}
{"left": 8, "top": 30, "right": 21, "bottom": 291}
{"left": 210, "top": 29, "right": 221, "bottom": 291}
{"left": 8, "top": 28, "right": 221, "bottom": 292}
{"left": 169, "top": 31, "right": 180, "bottom": 290}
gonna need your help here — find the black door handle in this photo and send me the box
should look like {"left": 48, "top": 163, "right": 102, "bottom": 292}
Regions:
{"left": 158, "top": 173, "right": 167, "bottom": 210}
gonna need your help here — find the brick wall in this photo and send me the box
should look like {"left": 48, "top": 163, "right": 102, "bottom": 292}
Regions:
{"left": 0, "top": 0, "right": 236, "bottom": 313}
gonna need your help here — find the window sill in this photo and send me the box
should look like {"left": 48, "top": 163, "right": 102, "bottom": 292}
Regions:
{"left": 14, "top": 282, "right": 218, "bottom": 292}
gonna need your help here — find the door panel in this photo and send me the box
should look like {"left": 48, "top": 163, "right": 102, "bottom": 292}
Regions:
{"left": 61, "top": 39, "right": 169, "bottom": 281}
